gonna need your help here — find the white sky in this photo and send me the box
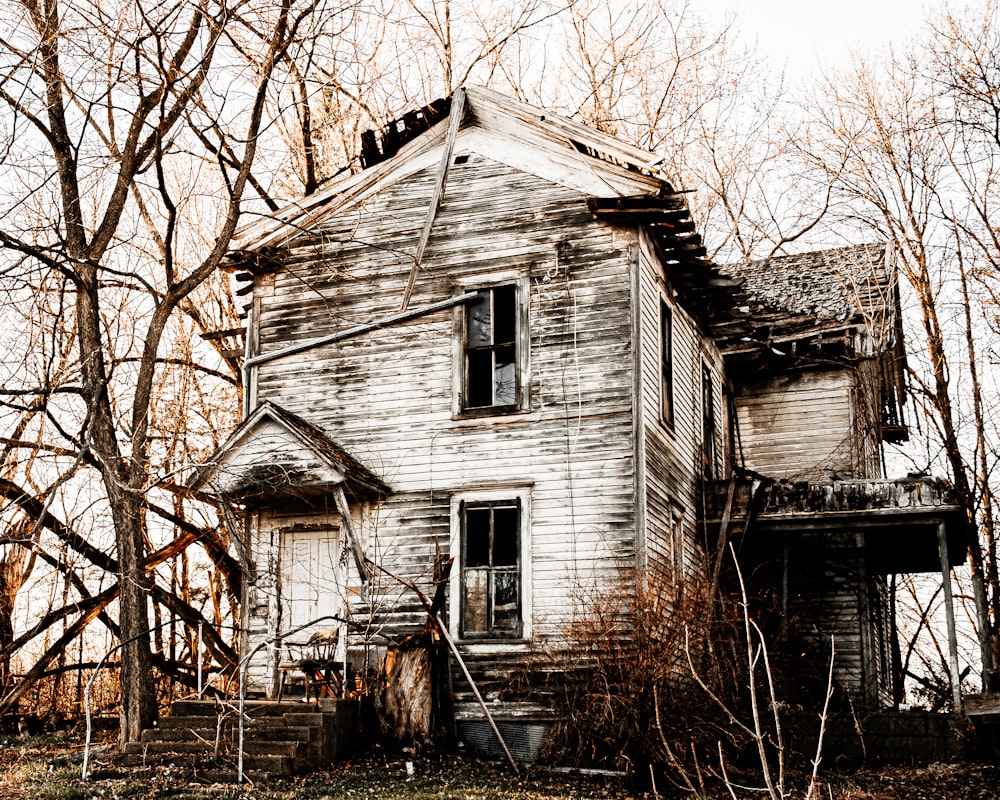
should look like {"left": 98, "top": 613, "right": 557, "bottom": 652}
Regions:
{"left": 695, "top": 0, "right": 932, "bottom": 83}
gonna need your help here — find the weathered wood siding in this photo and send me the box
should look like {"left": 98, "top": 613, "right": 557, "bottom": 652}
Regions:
{"left": 250, "top": 152, "right": 638, "bottom": 652}
{"left": 855, "top": 357, "right": 885, "bottom": 479}
{"left": 635, "top": 231, "right": 724, "bottom": 586}
{"left": 785, "top": 532, "right": 892, "bottom": 707}
{"left": 735, "top": 369, "right": 861, "bottom": 481}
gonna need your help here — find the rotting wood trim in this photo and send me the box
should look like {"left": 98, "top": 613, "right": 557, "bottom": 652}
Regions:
{"left": 399, "top": 87, "right": 467, "bottom": 313}
{"left": 199, "top": 327, "right": 245, "bottom": 341}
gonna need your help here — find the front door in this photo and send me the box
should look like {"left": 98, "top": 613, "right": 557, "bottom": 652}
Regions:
{"left": 280, "top": 527, "right": 343, "bottom": 635}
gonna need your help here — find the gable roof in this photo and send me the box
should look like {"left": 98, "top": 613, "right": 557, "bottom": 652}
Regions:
{"left": 225, "top": 85, "right": 733, "bottom": 324}
{"left": 189, "top": 401, "right": 390, "bottom": 502}
{"left": 228, "top": 86, "right": 676, "bottom": 254}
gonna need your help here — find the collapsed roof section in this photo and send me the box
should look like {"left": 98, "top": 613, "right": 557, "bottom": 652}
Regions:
{"left": 714, "top": 244, "right": 909, "bottom": 442}
{"left": 714, "top": 243, "right": 901, "bottom": 357}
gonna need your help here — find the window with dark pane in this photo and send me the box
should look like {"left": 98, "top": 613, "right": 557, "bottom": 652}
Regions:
{"left": 702, "top": 361, "right": 716, "bottom": 478}
{"left": 465, "top": 285, "right": 518, "bottom": 409}
{"left": 461, "top": 500, "right": 521, "bottom": 637}
{"left": 660, "top": 299, "right": 674, "bottom": 427}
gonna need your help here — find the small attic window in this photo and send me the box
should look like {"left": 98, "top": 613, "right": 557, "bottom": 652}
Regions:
{"left": 454, "top": 154, "right": 470, "bottom": 165}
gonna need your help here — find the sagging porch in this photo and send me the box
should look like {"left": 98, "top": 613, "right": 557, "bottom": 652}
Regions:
{"left": 709, "top": 475, "right": 967, "bottom": 712}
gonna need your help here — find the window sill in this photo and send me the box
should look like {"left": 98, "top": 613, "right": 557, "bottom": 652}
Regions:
{"left": 452, "top": 638, "right": 532, "bottom": 653}
{"left": 454, "top": 405, "right": 532, "bottom": 423}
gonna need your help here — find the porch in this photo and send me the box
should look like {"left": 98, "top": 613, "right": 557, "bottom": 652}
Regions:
{"left": 710, "top": 475, "right": 967, "bottom": 711}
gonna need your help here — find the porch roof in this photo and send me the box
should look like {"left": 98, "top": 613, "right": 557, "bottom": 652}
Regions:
{"left": 718, "top": 476, "right": 966, "bottom": 574}
{"left": 188, "top": 401, "right": 390, "bottom": 503}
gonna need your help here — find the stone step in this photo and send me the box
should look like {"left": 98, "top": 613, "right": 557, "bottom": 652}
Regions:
{"left": 242, "top": 739, "right": 299, "bottom": 757}
{"left": 155, "top": 715, "right": 222, "bottom": 730}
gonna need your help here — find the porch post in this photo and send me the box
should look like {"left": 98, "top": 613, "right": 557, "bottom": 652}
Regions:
{"left": 937, "top": 519, "right": 963, "bottom": 713}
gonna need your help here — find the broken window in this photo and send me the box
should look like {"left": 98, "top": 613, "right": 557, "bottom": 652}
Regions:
{"left": 660, "top": 299, "right": 674, "bottom": 427}
{"left": 461, "top": 499, "right": 521, "bottom": 638}
{"left": 464, "top": 285, "right": 519, "bottom": 410}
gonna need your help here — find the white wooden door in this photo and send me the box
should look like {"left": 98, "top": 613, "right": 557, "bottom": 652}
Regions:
{"left": 280, "top": 528, "right": 342, "bottom": 633}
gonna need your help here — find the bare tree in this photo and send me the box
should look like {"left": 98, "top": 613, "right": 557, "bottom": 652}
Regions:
{"left": 799, "top": 1, "right": 1000, "bottom": 691}
{"left": 0, "top": 0, "right": 322, "bottom": 743}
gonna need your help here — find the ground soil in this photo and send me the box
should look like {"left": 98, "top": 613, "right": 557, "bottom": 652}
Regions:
{"left": 0, "top": 730, "right": 997, "bottom": 799}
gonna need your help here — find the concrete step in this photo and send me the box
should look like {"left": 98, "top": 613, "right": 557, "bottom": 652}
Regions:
{"left": 241, "top": 753, "right": 296, "bottom": 776}
{"left": 170, "top": 699, "right": 312, "bottom": 718}
{"left": 126, "top": 697, "right": 360, "bottom": 777}
{"left": 242, "top": 739, "right": 299, "bottom": 757}
{"left": 245, "top": 724, "right": 317, "bottom": 742}
{"left": 134, "top": 740, "right": 216, "bottom": 756}
{"left": 141, "top": 726, "right": 220, "bottom": 743}
{"left": 155, "top": 715, "right": 221, "bottom": 730}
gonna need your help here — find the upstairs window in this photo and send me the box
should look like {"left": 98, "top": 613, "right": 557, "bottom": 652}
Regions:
{"left": 702, "top": 361, "right": 717, "bottom": 478}
{"left": 463, "top": 284, "right": 522, "bottom": 411}
{"left": 660, "top": 299, "right": 674, "bottom": 427}
{"left": 461, "top": 499, "right": 521, "bottom": 638}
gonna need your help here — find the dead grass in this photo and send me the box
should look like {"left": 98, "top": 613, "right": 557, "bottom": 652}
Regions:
{"left": 1, "top": 731, "right": 997, "bottom": 799}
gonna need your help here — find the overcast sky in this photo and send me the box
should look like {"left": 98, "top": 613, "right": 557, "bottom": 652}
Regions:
{"left": 695, "top": 0, "right": 932, "bottom": 83}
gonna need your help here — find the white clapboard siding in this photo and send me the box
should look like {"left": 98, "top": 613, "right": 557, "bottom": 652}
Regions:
{"left": 254, "top": 154, "right": 639, "bottom": 643}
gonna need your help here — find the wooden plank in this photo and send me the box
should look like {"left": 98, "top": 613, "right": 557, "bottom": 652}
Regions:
{"left": 400, "top": 87, "right": 467, "bottom": 312}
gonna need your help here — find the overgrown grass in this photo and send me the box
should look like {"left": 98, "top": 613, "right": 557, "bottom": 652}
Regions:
{"left": 0, "top": 739, "right": 630, "bottom": 800}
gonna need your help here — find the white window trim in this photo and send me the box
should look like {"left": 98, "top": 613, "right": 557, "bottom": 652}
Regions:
{"left": 452, "top": 273, "right": 531, "bottom": 417}
{"left": 449, "top": 486, "right": 532, "bottom": 642}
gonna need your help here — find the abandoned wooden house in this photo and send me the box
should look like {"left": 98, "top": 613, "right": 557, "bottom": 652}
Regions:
{"left": 189, "top": 86, "right": 967, "bottom": 757}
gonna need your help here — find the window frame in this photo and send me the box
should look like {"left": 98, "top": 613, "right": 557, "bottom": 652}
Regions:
{"left": 659, "top": 297, "right": 675, "bottom": 428}
{"left": 454, "top": 276, "right": 530, "bottom": 417}
{"left": 449, "top": 487, "right": 532, "bottom": 641}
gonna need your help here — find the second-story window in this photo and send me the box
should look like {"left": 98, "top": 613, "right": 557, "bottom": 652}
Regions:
{"left": 702, "top": 361, "right": 717, "bottom": 478}
{"left": 660, "top": 298, "right": 674, "bottom": 427}
{"left": 465, "top": 285, "right": 518, "bottom": 410}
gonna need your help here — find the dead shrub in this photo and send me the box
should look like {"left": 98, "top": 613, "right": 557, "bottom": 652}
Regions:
{"left": 525, "top": 563, "right": 832, "bottom": 794}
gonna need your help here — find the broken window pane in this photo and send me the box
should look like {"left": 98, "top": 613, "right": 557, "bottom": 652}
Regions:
{"left": 463, "top": 569, "right": 488, "bottom": 633}
{"left": 468, "top": 291, "right": 492, "bottom": 346}
{"left": 494, "top": 346, "right": 516, "bottom": 405}
{"left": 660, "top": 299, "right": 674, "bottom": 427}
{"left": 466, "top": 350, "right": 494, "bottom": 408}
{"left": 462, "top": 501, "right": 521, "bottom": 637}
{"left": 464, "top": 284, "right": 520, "bottom": 410}
{"left": 492, "top": 570, "right": 519, "bottom": 631}
{"left": 492, "top": 505, "right": 518, "bottom": 566}
{"left": 465, "top": 507, "right": 491, "bottom": 567}
{"left": 492, "top": 285, "right": 516, "bottom": 343}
